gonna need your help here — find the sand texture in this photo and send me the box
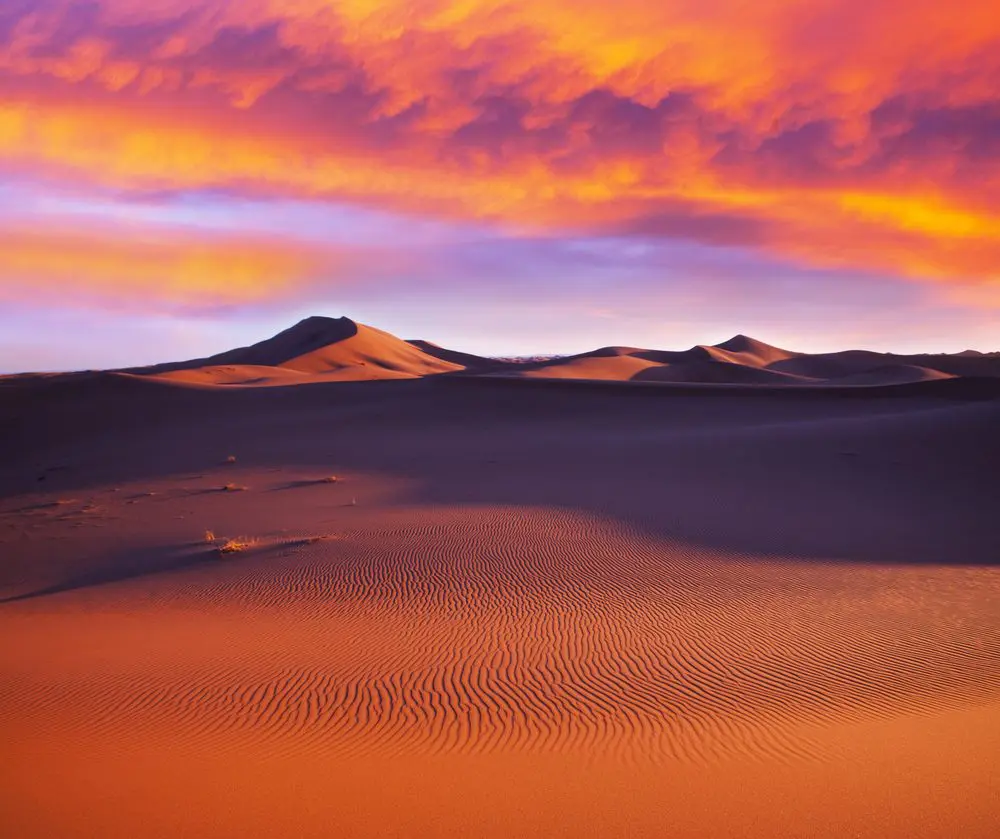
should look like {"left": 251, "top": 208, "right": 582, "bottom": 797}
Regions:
{"left": 2, "top": 320, "right": 999, "bottom": 837}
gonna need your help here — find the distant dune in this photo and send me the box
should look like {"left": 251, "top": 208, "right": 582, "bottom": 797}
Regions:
{"left": 406, "top": 339, "right": 502, "bottom": 370}
{"left": 635, "top": 359, "right": 808, "bottom": 385}
{"left": 94, "top": 316, "right": 998, "bottom": 390}
{"left": 516, "top": 353, "right": 662, "bottom": 381}
{"left": 705, "top": 333, "right": 802, "bottom": 366}
{"left": 133, "top": 316, "right": 463, "bottom": 385}
{"left": 493, "top": 333, "right": 998, "bottom": 388}
{"left": 824, "top": 365, "right": 955, "bottom": 386}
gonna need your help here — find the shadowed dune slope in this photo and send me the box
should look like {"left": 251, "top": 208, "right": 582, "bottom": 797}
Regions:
{"left": 406, "top": 339, "right": 508, "bottom": 371}
{"left": 633, "top": 360, "right": 808, "bottom": 384}
{"left": 772, "top": 349, "right": 1000, "bottom": 380}
{"left": 699, "top": 334, "right": 802, "bottom": 367}
{"left": 824, "top": 365, "right": 955, "bottom": 386}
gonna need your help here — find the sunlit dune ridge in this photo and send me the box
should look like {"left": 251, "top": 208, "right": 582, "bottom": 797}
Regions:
{"left": 122, "top": 316, "right": 1000, "bottom": 387}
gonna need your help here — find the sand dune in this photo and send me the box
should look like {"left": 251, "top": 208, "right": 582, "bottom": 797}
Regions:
{"left": 152, "top": 362, "right": 418, "bottom": 385}
{"left": 104, "top": 319, "right": 1000, "bottom": 389}
{"left": 495, "top": 333, "right": 999, "bottom": 387}
{"left": 406, "top": 339, "right": 505, "bottom": 370}
{"left": 197, "top": 315, "right": 459, "bottom": 375}
{"left": 633, "top": 359, "right": 808, "bottom": 384}
{"left": 517, "top": 353, "right": 662, "bottom": 381}
{"left": 709, "top": 333, "right": 801, "bottom": 365}
{"left": 134, "top": 316, "right": 463, "bottom": 384}
{"left": 824, "top": 364, "right": 955, "bottom": 386}
{"left": 150, "top": 364, "right": 316, "bottom": 386}
{"left": 2, "top": 323, "right": 1000, "bottom": 838}
{"left": 771, "top": 349, "right": 1000, "bottom": 380}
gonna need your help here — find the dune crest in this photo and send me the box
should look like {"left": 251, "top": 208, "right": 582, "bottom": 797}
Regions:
{"left": 497, "top": 333, "right": 1000, "bottom": 387}
{"left": 100, "top": 317, "right": 1000, "bottom": 390}
{"left": 137, "top": 316, "right": 463, "bottom": 384}
{"left": 706, "top": 333, "right": 800, "bottom": 366}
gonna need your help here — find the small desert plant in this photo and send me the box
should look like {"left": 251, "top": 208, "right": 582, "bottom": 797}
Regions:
{"left": 216, "top": 537, "right": 257, "bottom": 555}
{"left": 221, "top": 483, "right": 247, "bottom": 492}
{"left": 322, "top": 475, "right": 339, "bottom": 483}
{"left": 224, "top": 455, "right": 237, "bottom": 464}
{"left": 204, "top": 529, "right": 216, "bottom": 543}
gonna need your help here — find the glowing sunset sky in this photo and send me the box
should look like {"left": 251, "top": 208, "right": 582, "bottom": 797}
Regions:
{"left": 1, "top": 0, "right": 998, "bottom": 369}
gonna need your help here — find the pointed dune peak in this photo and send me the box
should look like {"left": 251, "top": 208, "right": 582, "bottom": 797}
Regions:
{"left": 707, "top": 334, "right": 798, "bottom": 366}
{"left": 286, "top": 315, "right": 359, "bottom": 341}
{"left": 203, "top": 315, "right": 360, "bottom": 369}
{"left": 262, "top": 318, "right": 463, "bottom": 376}
{"left": 261, "top": 315, "right": 357, "bottom": 356}
{"left": 714, "top": 334, "right": 779, "bottom": 354}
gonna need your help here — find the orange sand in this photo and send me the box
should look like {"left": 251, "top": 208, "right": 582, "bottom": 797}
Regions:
{"left": 2, "top": 320, "right": 999, "bottom": 837}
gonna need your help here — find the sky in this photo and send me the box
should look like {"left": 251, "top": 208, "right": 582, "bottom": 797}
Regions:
{"left": 1, "top": 0, "right": 998, "bottom": 371}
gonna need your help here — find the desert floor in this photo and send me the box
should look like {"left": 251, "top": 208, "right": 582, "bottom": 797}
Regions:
{"left": 2, "top": 374, "right": 999, "bottom": 837}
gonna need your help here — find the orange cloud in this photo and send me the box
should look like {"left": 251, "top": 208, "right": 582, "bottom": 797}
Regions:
{"left": 0, "top": 0, "right": 998, "bottom": 296}
{"left": 0, "top": 220, "right": 335, "bottom": 310}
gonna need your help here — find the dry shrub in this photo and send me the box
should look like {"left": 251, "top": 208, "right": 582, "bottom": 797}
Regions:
{"left": 217, "top": 537, "right": 257, "bottom": 555}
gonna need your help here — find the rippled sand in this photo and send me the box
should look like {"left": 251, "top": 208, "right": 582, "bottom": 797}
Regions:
{"left": 2, "top": 374, "right": 999, "bottom": 837}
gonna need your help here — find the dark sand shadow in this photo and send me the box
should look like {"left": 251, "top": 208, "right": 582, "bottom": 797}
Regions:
{"left": 2, "top": 375, "right": 998, "bottom": 570}
{"left": 0, "top": 544, "right": 211, "bottom": 604}
{"left": 271, "top": 478, "right": 341, "bottom": 491}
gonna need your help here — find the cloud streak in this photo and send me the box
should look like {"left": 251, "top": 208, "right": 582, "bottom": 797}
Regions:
{"left": 0, "top": 217, "right": 356, "bottom": 310}
{"left": 0, "top": 0, "right": 997, "bottom": 300}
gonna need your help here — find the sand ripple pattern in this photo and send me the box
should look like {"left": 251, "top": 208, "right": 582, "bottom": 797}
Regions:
{"left": 4, "top": 507, "right": 1000, "bottom": 764}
